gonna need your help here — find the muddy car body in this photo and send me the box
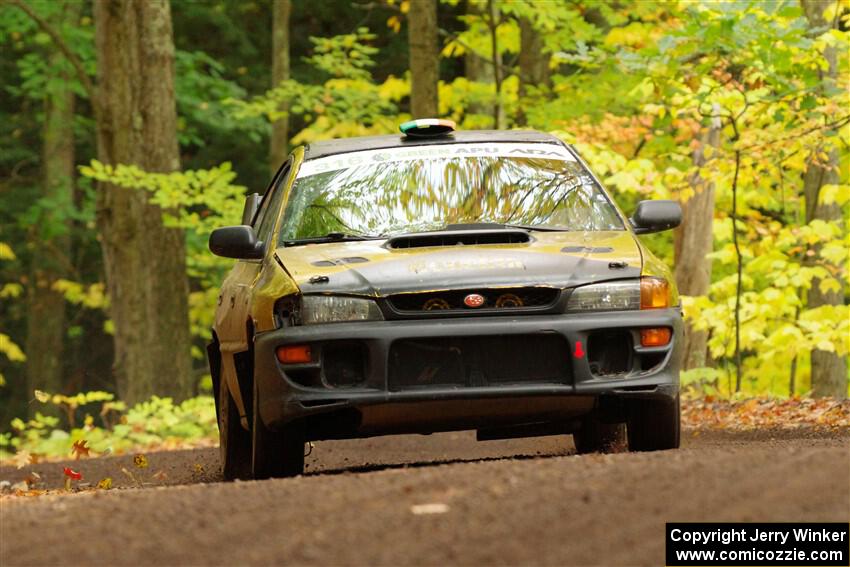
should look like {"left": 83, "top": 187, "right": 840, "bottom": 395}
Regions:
{"left": 208, "top": 124, "right": 684, "bottom": 479}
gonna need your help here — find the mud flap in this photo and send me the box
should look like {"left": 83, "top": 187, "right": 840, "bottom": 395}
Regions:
{"left": 220, "top": 348, "right": 250, "bottom": 430}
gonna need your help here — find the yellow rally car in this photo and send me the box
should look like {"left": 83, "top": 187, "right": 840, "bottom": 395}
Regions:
{"left": 208, "top": 120, "right": 684, "bottom": 480}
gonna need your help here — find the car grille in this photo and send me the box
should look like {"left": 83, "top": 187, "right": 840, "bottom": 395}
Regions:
{"left": 387, "top": 287, "right": 560, "bottom": 313}
{"left": 388, "top": 335, "right": 570, "bottom": 390}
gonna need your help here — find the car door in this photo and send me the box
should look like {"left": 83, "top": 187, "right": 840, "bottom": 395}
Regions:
{"left": 214, "top": 159, "right": 292, "bottom": 425}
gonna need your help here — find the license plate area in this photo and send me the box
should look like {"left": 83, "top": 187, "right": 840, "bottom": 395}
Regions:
{"left": 388, "top": 335, "right": 571, "bottom": 390}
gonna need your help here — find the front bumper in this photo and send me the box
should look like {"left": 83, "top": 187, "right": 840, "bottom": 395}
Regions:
{"left": 254, "top": 308, "right": 682, "bottom": 439}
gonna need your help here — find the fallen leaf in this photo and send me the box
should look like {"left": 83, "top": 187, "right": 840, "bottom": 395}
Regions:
{"left": 682, "top": 397, "right": 850, "bottom": 431}
{"left": 410, "top": 503, "right": 450, "bottom": 515}
{"left": 97, "top": 477, "right": 113, "bottom": 490}
{"left": 11, "top": 450, "right": 32, "bottom": 470}
{"left": 71, "top": 440, "right": 91, "bottom": 460}
{"left": 192, "top": 463, "right": 205, "bottom": 475}
{"left": 152, "top": 470, "right": 168, "bottom": 482}
{"left": 133, "top": 454, "right": 149, "bottom": 469}
{"left": 24, "top": 472, "right": 41, "bottom": 487}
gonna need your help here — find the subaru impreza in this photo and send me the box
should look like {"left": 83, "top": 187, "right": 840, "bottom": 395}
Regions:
{"left": 208, "top": 119, "right": 683, "bottom": 479}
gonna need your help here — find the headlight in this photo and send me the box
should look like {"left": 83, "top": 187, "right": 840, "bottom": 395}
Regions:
{"left": 301, "top": 295, "right": 384, "bottom": 324}
{"left": 567, "top": 281, "right": 640, "bottom": 311}
{"left": 566, "top": 277, "right": 670, "bottom": 311}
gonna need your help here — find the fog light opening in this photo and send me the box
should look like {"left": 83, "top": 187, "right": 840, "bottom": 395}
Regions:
{"left": 277, "top": 344, "right": 312, "bottom": 364}
{"left": 640, "top": 327, "right": 671, "bottom": 347}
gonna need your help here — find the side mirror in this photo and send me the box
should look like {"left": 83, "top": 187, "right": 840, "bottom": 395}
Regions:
{"left": 630, "top": 200, "right": 682, "bottom": 235}
{"left": 241, "top": 193, "right": 261, "bottom": 225}
{"left": 209, "top": 226, "right": 265, "bottom": 259}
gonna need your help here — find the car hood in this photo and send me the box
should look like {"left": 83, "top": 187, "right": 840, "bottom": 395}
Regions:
{"left": 274, "top": 231, "right": 642, "bottom": 297}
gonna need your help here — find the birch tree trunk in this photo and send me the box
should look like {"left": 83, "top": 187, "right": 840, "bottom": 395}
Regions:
{"left": 269, "top": 0, "right": 291, "bottom": 173}
{"left": 93, "top": 0, "right": 192, "bottom": 404}
{"left": 801, "top": 0, "right": 846, "bottom": 399}
{"left": 674, "top": 117, "right": 720, "bottom": 370}
{"left": 408, "top": 0, "right": 439, "bottom": 118}
{"left": 25, "top": 1, "right": 81, "bottom": 406}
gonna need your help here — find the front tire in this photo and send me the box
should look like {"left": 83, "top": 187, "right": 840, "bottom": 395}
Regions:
{"left": 573, "top": 415, "right": 626, "bottom": 454}
{"left": 219, "top": 377, "right": 252, "bottom": 481}
{"left": 627, "top": 394, "right": 680, "bottom": 451}
{"left": 252, "top": 383, "right": 305, "bottom": 479}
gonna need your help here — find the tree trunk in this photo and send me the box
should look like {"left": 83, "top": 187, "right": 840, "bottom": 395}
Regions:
{"left": 93, "top": 0, "right": 192, "bottom": 404}
{"left": 516, "top": 16, "right": 548, "bottom": 126}
{"left": 408, "top": 0, "right": 439, "bottom": 118}
{"left": 801, "top": 0, "right": 847, "bottom": 399}
{"left": 25, "top": 1, "right": 81, "bottom": 407}
{"left": 486, "top": 0, "right": 504, "bottom": 129}
{"left": 674, "top": 117, "right": 720, "bottom": 370}
{"left": 269, "top": 0, "right": 291, "bottom": 173}
{"left": 464, "top": 1, "right": 493, "bottom": 119}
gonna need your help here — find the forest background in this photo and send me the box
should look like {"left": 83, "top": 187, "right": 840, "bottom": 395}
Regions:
{"left": 0, "top": 0, "right": 847, "bottom": 457}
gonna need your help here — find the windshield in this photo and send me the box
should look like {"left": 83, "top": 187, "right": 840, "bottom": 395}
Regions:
{"left": 279, "top": 143, "right": 624, "bottom": 244}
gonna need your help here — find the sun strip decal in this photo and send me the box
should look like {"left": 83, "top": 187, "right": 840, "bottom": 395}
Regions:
{"left": 299, "top": 143, "right": 577, "bottom": 177}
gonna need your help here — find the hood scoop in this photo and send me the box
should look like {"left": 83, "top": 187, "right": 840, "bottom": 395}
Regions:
{"left": 386, "top": 229, "right": 531, "bottom": 249}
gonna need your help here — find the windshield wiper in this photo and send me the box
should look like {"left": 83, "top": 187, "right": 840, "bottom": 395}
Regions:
{"left": 282, "top": 232, "right": 385, "bottom": 247}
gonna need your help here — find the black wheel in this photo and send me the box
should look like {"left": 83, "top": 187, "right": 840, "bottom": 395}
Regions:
{"left": 573, "top": 415, "right": 626, "bottom": 454}
{"left": 252, "top": 383, "right": 305, "bottom": 479}
{"left": 218, "top": 377, "right": 252, "bottom": 480}
{"left": 627, "top": 394, "right": 680, "bottom": 451}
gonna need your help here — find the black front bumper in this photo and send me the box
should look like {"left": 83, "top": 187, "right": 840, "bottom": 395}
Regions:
{"left": 254, "top": 308, "right": 682, "bottom": 439}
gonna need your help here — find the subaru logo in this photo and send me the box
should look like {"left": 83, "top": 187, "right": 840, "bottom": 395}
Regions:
{"left": 463, "top": 293, "right": 485, "bottom": 308}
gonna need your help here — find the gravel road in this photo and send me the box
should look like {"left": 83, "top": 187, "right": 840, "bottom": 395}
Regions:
{"left": 1, "top": 428, "right": 848, "bottom": 566}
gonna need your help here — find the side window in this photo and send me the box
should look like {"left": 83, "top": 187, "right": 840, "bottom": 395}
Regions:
{"left": 254, "top": 161, "right": 291, "bottom": 242}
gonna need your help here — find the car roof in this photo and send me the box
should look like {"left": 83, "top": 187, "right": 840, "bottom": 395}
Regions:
{"left": 302, "top": 129, "right": 565, "bottom": 160}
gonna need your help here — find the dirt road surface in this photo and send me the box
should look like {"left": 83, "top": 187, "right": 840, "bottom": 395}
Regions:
{"left": 1, "top": 428, "right": 848, "bottom": 566}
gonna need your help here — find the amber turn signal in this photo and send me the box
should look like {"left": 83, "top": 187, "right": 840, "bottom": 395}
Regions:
{"left": 641, "top": 327, "right": 671, "bottom": 347}
{"left": 640, "top": 277, "right": 669, "bottom": 309}
{"left": 276, "top": 345, "right": 312, "bottom": 364}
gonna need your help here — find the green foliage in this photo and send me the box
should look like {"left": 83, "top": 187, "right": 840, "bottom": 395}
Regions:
{"left": 1, "top": 391, "right": 216, "bottom": 458}
{"left": 175, "top": 49, "right": 268, "bottom": 147}
{"left": 0, "top": 243, "right": 24, "bottom": 387}
{"left": 307, "top": 28, "right": 381, "bottom": 81}
{"left": 228, "top": 27, "right": 403, "bottom": 142}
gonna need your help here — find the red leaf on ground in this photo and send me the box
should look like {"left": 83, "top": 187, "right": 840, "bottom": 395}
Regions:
{"left": 62, "top": 467, "right": 82, "bottom": 480}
